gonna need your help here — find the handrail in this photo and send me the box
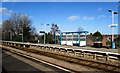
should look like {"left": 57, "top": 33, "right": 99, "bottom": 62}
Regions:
{"left": 2, "top": 41, "right": 120, "bottom": 61}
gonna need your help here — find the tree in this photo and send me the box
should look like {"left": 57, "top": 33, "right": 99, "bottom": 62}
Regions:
{"left": 92, "top": 31, "right": 103, "bottom": 41}
{"left": 2, "top": 20, "right": 14, "bottom": 41}
{"left": 77, "top": 27, "right": 84, "bottom": 32}
{"left": 2, "top": 13, "right": 36, "bottom": 42}
{"left": 50, "top": 24, "right": 61, "bottom": 44}
{"left": 90, "top": 33, "right": 92, "bottom": 35}
{"left": 46, "top": 33, "right": 54, "bottom": 43}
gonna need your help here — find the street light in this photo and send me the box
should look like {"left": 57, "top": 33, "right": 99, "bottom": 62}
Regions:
{"left": 41, "top": 24, "right": 49, "bottom": 44}
{"left": 108, "top": 9, "right": 118, "bottom": 49}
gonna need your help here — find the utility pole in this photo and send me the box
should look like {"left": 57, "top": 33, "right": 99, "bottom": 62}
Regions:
{"left": 41, "top": 24, "right": 49, "bottom": 44}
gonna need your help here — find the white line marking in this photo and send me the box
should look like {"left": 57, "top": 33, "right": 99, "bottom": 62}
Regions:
{"left": 8, "top": 49, "right": 72, "bottom": 72}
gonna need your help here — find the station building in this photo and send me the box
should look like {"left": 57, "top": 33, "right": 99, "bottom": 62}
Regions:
{"left": 60, "top": 31, "right": 89, "bottom": 47}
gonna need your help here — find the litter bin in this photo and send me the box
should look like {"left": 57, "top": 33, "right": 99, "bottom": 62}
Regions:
{"left": 94, "top": 42, "right": 102, "bottom": 48}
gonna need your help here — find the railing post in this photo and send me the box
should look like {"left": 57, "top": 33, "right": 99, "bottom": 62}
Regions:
{"left": 49, "top": 47, "right": 51, "bottom": 51}
{"left": 83, "top": 52, "right": 85, "bottom": 57}
{"left": 106, "top": 53, "right": 109, "bottom": 61}
{"left": 30, "top": 45, "right": 31, "bottom": 48}
{"left": 93, "top": 53, "right": 96, "bottom": 60}
{"left": 74, "top": 51, "right": 76, "bottom": 56}
{"left": 23, "top": 45, "right": 25, "bottom": 48}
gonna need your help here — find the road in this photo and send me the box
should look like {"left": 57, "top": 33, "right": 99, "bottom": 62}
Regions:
{"left": 2, "top": 49, "right": 69, "bottom": 73}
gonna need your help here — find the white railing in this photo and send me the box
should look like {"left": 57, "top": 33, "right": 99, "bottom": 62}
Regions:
{"left": 2, "top": 41, "right": 120, "bottom": 61}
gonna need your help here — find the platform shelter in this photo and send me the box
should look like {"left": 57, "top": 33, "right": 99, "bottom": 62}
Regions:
{"left": 60, "top": 31, "right": 89, "bottom": 47}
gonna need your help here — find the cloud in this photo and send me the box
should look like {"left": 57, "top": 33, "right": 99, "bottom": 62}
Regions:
{"left": 97, "top": 7, "right": 102, "bottom": 11}
{"left": 67, "top": 15, "right": 94, "bottom": 21}
{"left": 98, "top": 15, "right": 106, "bottom": 18}
{"left": 67, "top": 15, "right": 80, "bottom": 21}
{"left": 0, "top": 7, "right": 14, "bottom": 16}
{"left": 83, "top": 16, "right": 94, "bottom": 20}
{"left": 20, "top": 14, "right": 32, "bottom": 19}
{"left": 29, "top": 16, "right": 32, "bottom": 18}
{"left": 0, "top": 7, "right": 6, "bottom": 12}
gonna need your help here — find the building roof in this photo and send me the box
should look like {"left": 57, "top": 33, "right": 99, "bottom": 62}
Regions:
{"left": 61, "top": 31, "right": 89, "bottom": 34}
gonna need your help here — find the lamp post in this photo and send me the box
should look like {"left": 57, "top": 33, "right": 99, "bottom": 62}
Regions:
{"left": 108, "top": 9, "right": 118, "bottom": 49}
{"left": 19, "top": 27, "right": 23, "bottom": 42}
{"left": 41, "top": 24, "right": 49, "bottom": 44}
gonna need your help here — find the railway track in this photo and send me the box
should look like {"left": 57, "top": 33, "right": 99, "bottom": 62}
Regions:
{"left": 2, "top": 43, "right": 120, "bottom": 72}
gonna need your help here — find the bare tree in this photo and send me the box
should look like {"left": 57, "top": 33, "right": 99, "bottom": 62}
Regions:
{"left": 50, "top": 24, "right": 60, "bottom": 34}
{"left": 50, "top": 24, "right": 61, "bottom": 43}
{"left": 77, "top": 27, "right": 84, "bottom": 32}
{"left": 2, "top": 13, "right": 36, "bottom": 42}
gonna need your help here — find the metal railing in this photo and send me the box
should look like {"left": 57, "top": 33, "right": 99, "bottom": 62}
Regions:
{"left": 2, "top": 41, "right": 120, "bottom": 62}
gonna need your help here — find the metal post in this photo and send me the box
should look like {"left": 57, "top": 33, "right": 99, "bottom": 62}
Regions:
{"left": 22, "top": 34, "right": 23, "bottom": 42}
{"left": 108, "top": 10, "right": 117, "bottom": 49}
{"left": 72, "top": 33, "right": 73, "bottom": 46}
{"left": 10, "top": 32, "right": 12, "bottom": 41}
{"left": 3, "top": 33, "right": 4, "bottom": 40}
{"left": 93, "top": 53, "right": 96, "bottom": 59}
{"left": 85, "top": 33, "right": 87, "bottom": 46}
{"left": 54, "top": 32, "right": 56, "bottom": 44}
{"left": 112, "top": 11, "right": 115, "bottom": 49}
{"left": 78, "top": 33, "right": 80, "bottom": 47}
{"left": 106, "top": 53, "right": 109, "bottom": 61}
{"left": 66, "top": 33, "right": 67, "bottom": 45}
{"left": 74, "top": 51, "right": 76, "bottom": 56}
{"left": 22, "top": 27, "right": 24, "bottom": 42}
{"left": 44, "top": 24, "right": 46, "bottom": 44}
{"left": 83, "top": 52, "right": 85, "bottom": 57}
{"left": 60, "top": 33, "right": 62, "bottom": 45}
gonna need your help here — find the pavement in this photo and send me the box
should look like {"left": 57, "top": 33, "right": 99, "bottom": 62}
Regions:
{"left": 2, "top": 49, "right": 68, "bottom": 73}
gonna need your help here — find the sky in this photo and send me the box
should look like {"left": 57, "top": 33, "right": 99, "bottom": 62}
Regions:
{"left": 1, "top": 2, "right": 119, "bottom": 35}
{"left": 1, "top": 0, "right": 120, "bottom": 2}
